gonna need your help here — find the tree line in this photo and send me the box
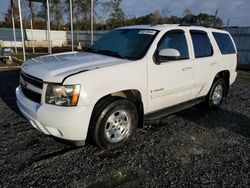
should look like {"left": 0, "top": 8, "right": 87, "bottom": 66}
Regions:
{"left": 0, "top": 0, "right": 223, "bottom": 30}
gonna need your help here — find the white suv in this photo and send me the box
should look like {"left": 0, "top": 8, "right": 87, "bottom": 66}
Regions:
{"left": 16, "top": 24, "right": 237, "bottom": 150}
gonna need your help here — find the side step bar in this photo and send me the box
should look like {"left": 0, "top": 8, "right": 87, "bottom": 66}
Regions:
{"left": 145, "top": 97, "right": 206, "bottom": 121}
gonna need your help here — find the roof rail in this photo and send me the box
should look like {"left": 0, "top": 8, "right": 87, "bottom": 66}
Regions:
{"left": 179, "top": 23, "right": 192, "bottom": 27}
{"left": 179, "top": 23, "right": 207, "bottom": 27}
{"left": 178, "top": 23, "right": 223, "bottom": 30}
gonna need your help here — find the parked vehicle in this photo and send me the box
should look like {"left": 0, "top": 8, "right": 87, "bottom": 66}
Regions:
{"left": 16, "top": 24, "right": 238, "bottom": 150}
{"left": 0, "top": 48, "right": 14, "bottom": 65}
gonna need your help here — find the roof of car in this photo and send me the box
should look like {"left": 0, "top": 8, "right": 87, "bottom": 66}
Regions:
{"left": 118, "top": 24, "right": 226, "bottom": 33}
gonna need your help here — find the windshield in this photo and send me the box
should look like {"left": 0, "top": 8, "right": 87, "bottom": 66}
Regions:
{"left": 87, "top": 29, "right": 158, "bottom": 60}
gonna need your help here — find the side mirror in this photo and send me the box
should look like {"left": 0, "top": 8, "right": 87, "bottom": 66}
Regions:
{"left": 155, "top": 48, "right": 180, "bottom": 63}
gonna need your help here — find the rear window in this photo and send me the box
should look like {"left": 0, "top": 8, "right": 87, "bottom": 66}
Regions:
{"left": 190, "top": 30, "right": 213, "bottom": 58}
{"left": 212, "top": 32, "right": 236, "bottom": 54}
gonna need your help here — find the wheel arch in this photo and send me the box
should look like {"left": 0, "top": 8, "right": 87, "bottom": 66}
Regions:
{"left": 213, "top": 70, "right": 230, "bottom": 96}
{"left": 90, "top": 89, "right": 145, "bottom": 131}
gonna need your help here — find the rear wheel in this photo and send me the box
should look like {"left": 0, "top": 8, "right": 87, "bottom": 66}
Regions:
{"left": 89, "top": 98, "right": 138, "bottom": 151}
{"left": 207, "top": 78, "right": 227, "bottom": 108}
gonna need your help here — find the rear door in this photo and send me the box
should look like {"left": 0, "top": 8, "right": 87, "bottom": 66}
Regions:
{"left": 189, "top": 30, "right": 216, "bottom": 97}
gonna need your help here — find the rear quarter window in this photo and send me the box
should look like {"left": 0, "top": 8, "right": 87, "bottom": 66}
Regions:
{"left": 212, "top": 32, "right": 236, "bottom": 54}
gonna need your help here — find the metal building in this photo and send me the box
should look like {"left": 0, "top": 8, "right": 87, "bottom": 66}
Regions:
{"left": 228, "top": 27, "right": 250, "bottom": 69}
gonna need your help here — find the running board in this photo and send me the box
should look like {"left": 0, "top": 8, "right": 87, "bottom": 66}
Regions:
{"left": 145, "top": 97, "right": 206, "bottom": 121}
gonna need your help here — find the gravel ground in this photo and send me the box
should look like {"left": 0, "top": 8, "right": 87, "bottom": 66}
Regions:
{"left": 0, "top": 69, "right": 249, "bottom": 187}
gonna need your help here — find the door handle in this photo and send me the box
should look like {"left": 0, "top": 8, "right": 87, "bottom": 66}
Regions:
{"left": 182, "top": 67, "right": 193, "bottom": 71}
{"left": 210, "top": 62, "right": 218, "bottom": 66}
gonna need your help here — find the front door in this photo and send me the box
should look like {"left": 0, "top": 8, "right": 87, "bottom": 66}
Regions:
{"left": 147, "top": 29, "right": 194, "bottom": 113}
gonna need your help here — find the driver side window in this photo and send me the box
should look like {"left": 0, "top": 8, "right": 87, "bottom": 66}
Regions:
{"left": 157, "top": 30, "right": 189, "bottom": 60}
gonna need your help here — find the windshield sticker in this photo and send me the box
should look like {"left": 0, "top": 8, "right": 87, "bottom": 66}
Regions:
{"left": 138, "top": 30, "right": 156, "bottom": 35}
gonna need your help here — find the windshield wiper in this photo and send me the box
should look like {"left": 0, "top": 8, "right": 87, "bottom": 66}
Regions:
{"left": 97, "top": 50, "right": 127, "bottom": 59}
{"left": 99, "top": 50, "right": 125, "bottom": 59}
{"left": 85, "top": 48, "right": 96, "bottom": 53}
{"left": 86, "top": 48, "right": 127, "bottom": 59}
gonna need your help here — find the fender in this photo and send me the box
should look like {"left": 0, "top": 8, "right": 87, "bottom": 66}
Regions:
{"left": 202, "top": 70, "right": 231, "bottom": 97}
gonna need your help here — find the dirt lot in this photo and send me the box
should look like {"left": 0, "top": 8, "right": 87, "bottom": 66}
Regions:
{"left": 0, "top": 69, "right": 249, "bottom": 187}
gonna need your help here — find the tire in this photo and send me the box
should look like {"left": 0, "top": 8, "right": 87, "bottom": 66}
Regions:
{"left": 207, "top": 78, "right": 227, "bottom": 108}
{"left": 89, "top": 98, "right": 138, "bottom": 151}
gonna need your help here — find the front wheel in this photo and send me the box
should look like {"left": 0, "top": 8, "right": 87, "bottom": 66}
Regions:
{"left": 207, "top": 78, "right": 227, "bottom": 108}
{"left": 90, "top": 98, "right": 138, "bottom": 151}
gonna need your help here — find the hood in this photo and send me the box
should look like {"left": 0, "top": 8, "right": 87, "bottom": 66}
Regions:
{"left": 21, "top": 52, "right": 129, "bottom": 83}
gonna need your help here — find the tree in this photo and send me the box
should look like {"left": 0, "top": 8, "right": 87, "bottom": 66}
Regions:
{"left": 4, "top": 0, "right": 19, "bottom": 28}
{"left": 197, "top": 13, "right": 210, "bottom": 26}
{"left": 37, "top": 2, "right": 47, "bottom": 22}
{"left": 183, "top": 8, "right": 192, "bottom": 17}
{"left": 51, "top": 0, "right": 63, "bottom": 30}
{"left": 28, "top": 1, "right": 36, "bottom": 26}
{"left": 181, "top": 8, "right": 196, "bottom": 24}
{"left": 64, "top": 0, "right": 80, "bottom": 30}
{"left": 167, "top": 16, "right": 180, "bottom": 24}
{"left": 196, "top": 13, "right": 223, "bottom": 27}
{"left": 98, "top": 1, "right": 111, "bottom": 29}
{"left": 103, "top": 0, "right": 125, "bottom": 28}
{"left": 64, "top": 0, "right": 99, "bottom": 30}
{"left": 3, "top": 0, "right": 31, "bottom": 29}
{"left": 37, "top": 0, "right": 64, "bottom": 30}
{"left": 161, "top": 8, "right": 170, "bottom": 23}
{"left": 1, "top": 2, "right": 224, "bottom": 30}
{"left": 151, "top": 10, "right": 165, "bottom": 25}
{"left": 178, "top": 9, "right": 223, "bottom": 27}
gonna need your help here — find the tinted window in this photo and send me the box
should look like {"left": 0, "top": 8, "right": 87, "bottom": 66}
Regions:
{"left": 212, "top": 32, "right": 236, "bottom": 54}
{"left": 190, "top": 31, "right": 213, "bottom": 58}
{"left": 89, "top": 29, "right": 158, "bottom": 60}
{"left": 157, "top": 30, "right": 189, "bottom": 60}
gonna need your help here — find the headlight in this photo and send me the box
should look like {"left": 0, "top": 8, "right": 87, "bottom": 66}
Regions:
{"left": 45, "top": 84, "right": 80, "bottom": 106}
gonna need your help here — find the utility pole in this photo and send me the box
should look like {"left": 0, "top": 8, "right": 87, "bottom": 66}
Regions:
{"left": 46, "top": 0, "right": 51, "bottom": 54}
{"left": 29, "top": 1, "right": 35, "bottom": 54}
{"left": 11, "top": 0, "right": 17, "bottom": 54}
{"left": 70, "top": 0, "right": 74, "bottom": 51}
{"left": 18, "top": 0, "right": 26, "bottom": 61}
{"left": 91, "top": 0, "right": 94, "bottom": 45}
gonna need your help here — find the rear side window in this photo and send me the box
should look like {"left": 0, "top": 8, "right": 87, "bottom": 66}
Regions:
{"left": 212, "top": 32, "right": 236, "bottom": 54}
{"left": 190, "top": 30, "right": 213, "bottom": 58}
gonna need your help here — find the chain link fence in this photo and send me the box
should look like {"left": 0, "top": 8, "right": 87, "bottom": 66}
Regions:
{"left": 0, "top": 27, "right": 250, "bottom": 69}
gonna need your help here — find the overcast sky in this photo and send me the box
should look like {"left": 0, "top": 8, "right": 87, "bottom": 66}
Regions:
{"left": 0, "top": 0, "right": 249, "bottom": 26}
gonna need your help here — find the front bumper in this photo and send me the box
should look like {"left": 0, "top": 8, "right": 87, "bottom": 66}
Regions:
{"left": 16, "top": 86, "right": 93, "bottom": 142}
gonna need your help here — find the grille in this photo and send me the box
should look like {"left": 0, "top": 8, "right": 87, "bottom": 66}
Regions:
{"left": 20, "top": 71, "right": 43, "bottom": 89}
{"left": 20, "top": 71, "right": 43, "bottom": 103}
{"left": 21, "top": 85, "right": 41, "bottom": 103}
